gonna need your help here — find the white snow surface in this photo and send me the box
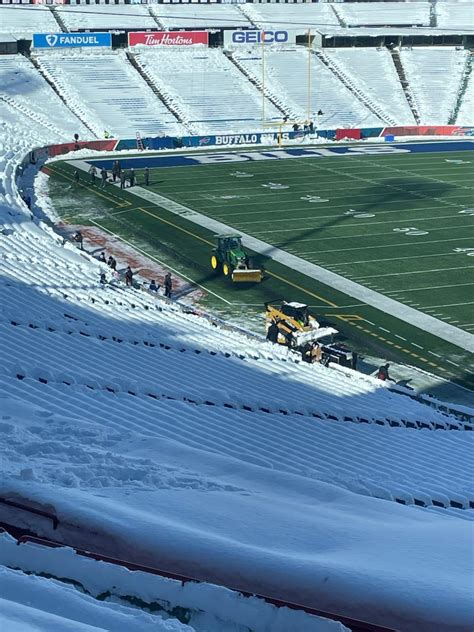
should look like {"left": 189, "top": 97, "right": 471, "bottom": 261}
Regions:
{"left": 132, "top": 48, "right": 281, "bottom": 134}
{"left": 456, "top": 62, "right": 474, "bottom": 125}
{"left": 336, "top": 1, "right": 430, "bottom": 26}
{"left": 234, "top": 47, "right": 382, "bottom": 128}
{"left": 400, "top": 47, "right": 468, "bottom": 124}
{"left": 0, "top": 533, "right": 346, "bottom": 632}
{"left": 0, "top": 564, "right": 194, "bottom": 632}
{"left": 0, "top": 5, "right": 58, "bottom": 38}
{"left": 34, "top": 50, "right": 185, "bottom": 139}
{"left": 149, "top": 4, "right": 251, "bottom": 30}
{"left": 0, "top": 64, "right": 473, "bottom": 632}
{"left": 56, "top": 4, "right": 158, "bottom": 31}
{"left": 436, "top": 1, "right": 474, "bottom": 30}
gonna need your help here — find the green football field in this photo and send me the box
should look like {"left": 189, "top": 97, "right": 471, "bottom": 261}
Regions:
{"left": 46, "top": 143, "right": 474, "bottom": 391}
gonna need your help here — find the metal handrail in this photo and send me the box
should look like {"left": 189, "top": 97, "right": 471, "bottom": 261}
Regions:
{"left": 17, "top": 534, "right": 398, "bottom": 632}
{"left": 0, "top": 498, "right": 59, "bottom": 530}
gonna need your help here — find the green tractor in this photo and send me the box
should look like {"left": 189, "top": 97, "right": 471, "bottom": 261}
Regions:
{"left": 210, "top": 234, "right": 263, "bottom": 283}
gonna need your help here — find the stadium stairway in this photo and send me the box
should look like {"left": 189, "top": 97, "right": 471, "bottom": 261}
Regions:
{"left": 28, "top": 54, "right": 98, "bottom": 139}
{"left": 453, "top": 52, "right": 473, "bottom": 125}
{"left": 50, "top": 6, "right": 67, "bottom": 33}
{"left": 399, "top": 47, "right": 468, "bottom": 125}
{"left": 389, "top": 49, "right": 421, "bottom": 124}
{"left": 314, "top": 49, "right": 404, "bottom": 126}
{"left": 224, "top": 50, "right": 290, "bottom": 121}
{"left": 126, "top": 50, "right": 192, "bottom": 134}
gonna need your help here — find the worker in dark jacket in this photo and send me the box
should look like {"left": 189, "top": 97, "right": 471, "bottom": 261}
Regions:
{"left": 125, "top": 266, "right": 133, "bottom": 287}
{"left": 376, "top": 363, "right": 392, "bottom": 381}
{"left": 266, "top": 320, "right": 280, "bottom": 344}
{"left": 164, "top": 272, "right": 172, "bottom": 298}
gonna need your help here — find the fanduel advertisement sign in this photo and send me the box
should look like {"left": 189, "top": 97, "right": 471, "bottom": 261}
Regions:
{"left": 33, "top": 32, "right": 112, "bottom": 48}
{"left": 128, "top": 31, "right": 209, "bottom": 47}
{"left": 224, "top": 30, "right": 296, "bottom": 47}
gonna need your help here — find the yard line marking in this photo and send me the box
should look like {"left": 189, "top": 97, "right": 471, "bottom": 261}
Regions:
{"left": 319, "top": 253, "right": 458, "bottom": 266}
{"left": 385, "top": 282, "right": 474, "bottom": 294}
{"left": 239, "top": 211, "right": 470, "bottom": 226}
{"left": 422, "top": 301, "right": 474, "bottom": 309}
{"left": 256, "top": 223, "right": 469, "bottom": 237}
{"left": 206, "top": 201, "right": 470, "bottom": 218}
{"left": 447, "top": 360, "right": 461, "bottom": 367}
{"left": 354, "top": 266, "right": 474, "bottom": 279}
{"left": 298, "top": 236, "right": 474, "bottom": 255}
{"left": 353, "top": 155, "right": 474, "bottom": 192}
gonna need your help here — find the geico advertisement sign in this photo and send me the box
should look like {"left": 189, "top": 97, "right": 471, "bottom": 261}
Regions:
{"left": 224, "top": 30, "right": 296, "bottom": 46}
{"left": 33, "top": 32, "right": 111, "bottom": 48}
{"left": 128, "top": 31, "right": 209, "bottom": 47}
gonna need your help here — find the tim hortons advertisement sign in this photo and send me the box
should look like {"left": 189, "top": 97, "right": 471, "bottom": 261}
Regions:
{"left": 128, "top": 31, "right": 209, "bottom": 47}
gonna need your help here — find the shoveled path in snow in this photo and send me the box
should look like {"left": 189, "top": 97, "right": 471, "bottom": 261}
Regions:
{"left": 71, "top": 157, "right": 474, "bottom": 354}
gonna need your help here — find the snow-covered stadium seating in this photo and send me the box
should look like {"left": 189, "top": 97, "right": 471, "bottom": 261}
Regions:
{"left": 234, "top": 47, "right": 383, "bottom": 128}
{"left": 149, "top": 4, "right": 251, "bottom": 30}
{"left": 1, "top": 41, "right": 473, "bottom": 631}
{"left": 0, "top": 4, "right": 58, "bottom": 38}
{"left": 0, "top": 55, "right": 88, "bottom": 143}
{"left": 33, "top": 51, "right": 185, "bottom": 139}
{"left": 335, "top": 1, "right": 431, "bottom": 27}
{"left": 55, "top": 4, "right": 158, "bottom": 32}
{"left": 456, "top": 67, "right": 474, "bottom": 125}
{"left": 241, "top": 2, "right": 341, "bottom": 30}
{"left": 132, "top": 48, "right": 281, "bottom": 134}
{"left": 436, "top": 0, "right": 474, "bottom": 30}
{"left": 323, "top": 48, "right": 415, "bottom": 125}
{"left": 400, "top": 47, "right": 469, "bottom": 124}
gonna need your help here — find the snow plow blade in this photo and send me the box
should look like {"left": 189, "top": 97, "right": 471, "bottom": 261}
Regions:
{"left": 232, "top": 269, "right": 263, "bottom": 283}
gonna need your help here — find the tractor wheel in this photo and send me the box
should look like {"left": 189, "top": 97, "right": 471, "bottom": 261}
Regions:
{"left": 210, "top": 255, "right": 219, "bottom": 272}
{"left": 222, "top": 262, "right": 232, "bottom": 277}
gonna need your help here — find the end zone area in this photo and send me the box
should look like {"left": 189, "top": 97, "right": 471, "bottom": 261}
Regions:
{"left": 46, "top": 140, "right": 474, "bottom": 390}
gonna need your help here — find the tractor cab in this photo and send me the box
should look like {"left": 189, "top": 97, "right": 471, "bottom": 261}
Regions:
{"left": 217, "top": 235, "right": 246, "bottom": 264}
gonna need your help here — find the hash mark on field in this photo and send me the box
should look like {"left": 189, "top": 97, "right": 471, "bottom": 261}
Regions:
{"left": 446, "top": 360, "right": 461, "bottom": 367}
{"left": 379, "top": 327, "right": 391, "bottom": 333}
{"left": 395, "top": 334, "right": 407, "bottom": 341}
{"left": 411, "top": 343, "right": 424, "bottom": 350}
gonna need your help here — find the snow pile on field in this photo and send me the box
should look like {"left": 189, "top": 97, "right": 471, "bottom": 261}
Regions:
{"left": 0, "top": 533, "right": 346, "bottom": 632}
{"left": 1, "top": 75, "right": 474, "bottom": 632}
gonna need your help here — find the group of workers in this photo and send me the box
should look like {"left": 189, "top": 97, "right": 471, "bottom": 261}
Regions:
{"left": 76, "top": 163, "right": 151, "bottom": 189}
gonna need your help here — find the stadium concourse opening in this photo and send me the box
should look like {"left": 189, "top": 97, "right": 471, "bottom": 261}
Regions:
{"left": 46, "top": 139, "right": 474, "bottom": 396}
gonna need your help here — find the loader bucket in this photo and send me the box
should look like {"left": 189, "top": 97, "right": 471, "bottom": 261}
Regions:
{"left": 232, "top": 268, "right": 263, "bottom": 283}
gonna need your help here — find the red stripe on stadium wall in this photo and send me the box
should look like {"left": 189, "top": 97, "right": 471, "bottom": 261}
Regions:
{"left": 383, "top": 125, "right": 470, "bottom": 137}
{"left": 47, "top": 140, "right": 118, "bottom": 158}
{"left": 128, "top": 31, "right": 209, "bottom": 47}
{"left": 336, "top": 128, "right": 361, "bottom": 141}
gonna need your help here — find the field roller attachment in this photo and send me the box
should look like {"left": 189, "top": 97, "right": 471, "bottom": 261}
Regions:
{"left": 211, "top": 234, "right": 263, "bottom": 283}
